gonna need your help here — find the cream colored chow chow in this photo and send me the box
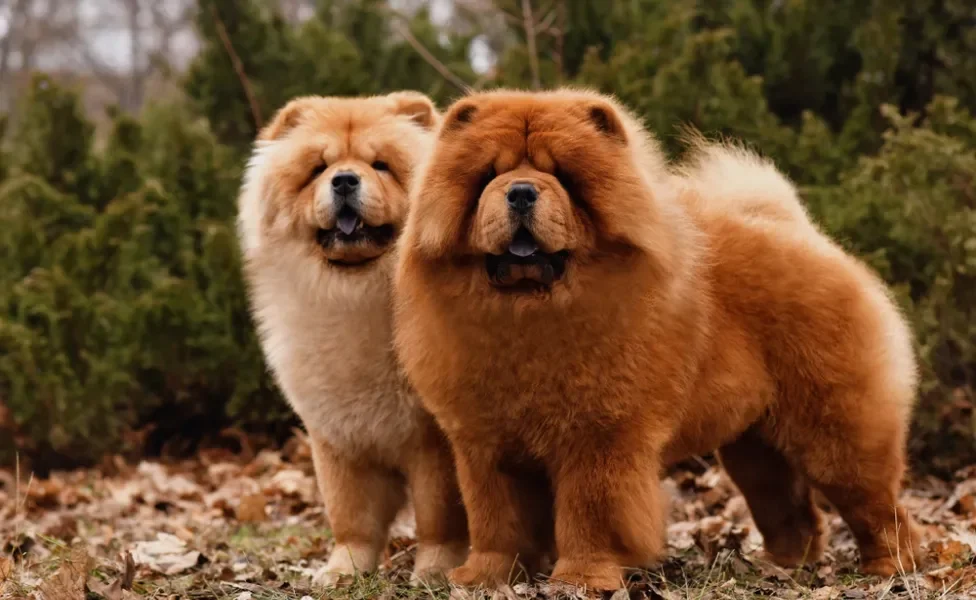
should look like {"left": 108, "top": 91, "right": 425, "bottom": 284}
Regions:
{"left": 237, "top": 92, "right": 467, "bottom": 586}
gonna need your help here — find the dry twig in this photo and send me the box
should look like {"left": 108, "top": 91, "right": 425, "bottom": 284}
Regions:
{"left": 521, "top": 0, "right": 542, "bottom": 89}
{"left": 392, "top": 20, "right": 472, "bottom": 94}
{"left": 210, "top": 4, "right": 263, "bottom": 129}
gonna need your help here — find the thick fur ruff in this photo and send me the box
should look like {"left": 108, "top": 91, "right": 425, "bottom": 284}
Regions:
{"left": 239, "top": 92, "right": 467, "bottom": 586}
{"left": 394, "top": 88, "right": 921, "bottom": 591}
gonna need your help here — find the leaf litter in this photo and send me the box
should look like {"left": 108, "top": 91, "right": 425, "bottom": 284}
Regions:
{"left": 1, "top": 439, "right": 974, "bottom": 599}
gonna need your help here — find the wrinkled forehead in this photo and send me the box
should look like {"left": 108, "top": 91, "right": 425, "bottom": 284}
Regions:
{"left": 455, "top": 97, "right": 575, "bottom": 138}
{"left": 292, "top": 103, "right": 404, "bottom": 156}
{"left": 443, "top": 97, "right": 598, "bottom": 168}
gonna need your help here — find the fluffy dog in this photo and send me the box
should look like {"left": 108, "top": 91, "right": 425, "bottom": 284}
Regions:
{"left": 238, "top": 92, "right": 467, "bottom": 585}
{"left": 393, "top": 89, "right": 921, "bottom": 590}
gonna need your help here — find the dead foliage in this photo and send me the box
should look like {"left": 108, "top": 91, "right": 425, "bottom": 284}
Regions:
{"left": 1, "top": 439, "right": 974, "bottom": 599}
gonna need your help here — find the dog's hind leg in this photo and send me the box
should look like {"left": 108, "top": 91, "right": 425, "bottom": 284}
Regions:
{"left": 718, "top": 427, "right": 825, "bottom": 567}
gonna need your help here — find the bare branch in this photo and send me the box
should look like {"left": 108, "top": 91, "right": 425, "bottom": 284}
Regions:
{"left": 125, "top": 0, "right": 143, "bottom": 110}
{"left": 521, "top": 0, "right": 541, "bottom": 90}
{"left": 553, "top": 0, "right": 565, "bottom": 83}
{"left": 472, "top": 69, "right": 497, "bottom": 91}
{"left": 0, "top": 0, "right": 32, "bottom": 90}
{"left": 537, "top": 8, "right": 558, "bottom": 33}
{"left": 391, "top": 20, "right": 471, "bottom": 94}
{"left": 209, "top": 4, "right": 263, "bottom": 129}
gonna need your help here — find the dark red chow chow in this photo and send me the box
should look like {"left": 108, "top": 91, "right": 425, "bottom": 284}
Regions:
{"left": 393, "top": 88, "right": 921, "bottom": 590}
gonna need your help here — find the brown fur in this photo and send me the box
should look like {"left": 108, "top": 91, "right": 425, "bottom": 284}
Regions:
{"left": 238, "top": 92, "right": 467, "bottom": 585}
{"left": 393, "top": 88, "right": 921, "bottom": 591}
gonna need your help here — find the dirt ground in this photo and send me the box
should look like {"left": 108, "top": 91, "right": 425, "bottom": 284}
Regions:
{"left": 2, "top": 433, "right": 975, "bottom": 600}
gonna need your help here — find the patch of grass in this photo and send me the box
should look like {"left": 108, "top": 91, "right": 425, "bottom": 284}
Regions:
{"left": 228, "top": 523, "right": 330, "bottom": 554}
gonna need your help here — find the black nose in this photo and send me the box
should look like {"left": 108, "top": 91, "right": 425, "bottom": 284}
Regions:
{"left": 332, "top": 171, "right": 360, "bottom": 195}
{"left": 507, "top": 182, "right": 537, "bottom": 215}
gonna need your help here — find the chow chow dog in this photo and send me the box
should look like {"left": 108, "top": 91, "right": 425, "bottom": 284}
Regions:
{"left": 393, "top": 88, "right": 920, "bottom": 590}
{"left": 238, "top": 92, "right": 467, "bottom": 585}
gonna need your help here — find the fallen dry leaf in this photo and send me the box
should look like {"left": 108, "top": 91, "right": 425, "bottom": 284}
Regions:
{"left": 930, "top": 538, "right": 970, "bottom": 565}
{"left": 948, "top": 526, "right": 976, "bottom": 552}
{"left": 492, "top": 584, "right": 519, "bottom": 600}
{"left": 0, "top": 555, "right": 11, "bottom": 581}
{"left": 131, "top": 533, "right": 202, "bottom": 575}
{"left": 450, "top": 588, "right": 477, "bottom": 600}
{"left": 86, "top": 577, "right": 124, "bottom": 600}
{"left": 171, "top": 524, "right": 195, "bottom": 542}
{"left": 137, "top": 462, "right": 201, "bottom": 500}
{"left": 38, "top": 545, "right": 93, "bottom": 600}
{"left": 811, "top": 586, "right": 839, "bottom": 600}
{"left": 926, "top": 565, "right": 956, "bottom": 582}
{"left": 924, "top": 564, "right": 976, "bottom": 593}
{"left": 235, "top": 493, "right": 268, "bottom": 523}
{"left": 960, "top": 494, "right": 976, "bottom": 516}
{"left": 266, "top": 468, "right": 315, "bottom": 502}
{"left": 668, "top": 520, "right": 697, "bottom": 551}
{"left": 204, "top": 476, "right": 261, "bottom": 513}
{"left": 696, "top": 467, "right": 724, "bottom": 490}
{"left": 207, "top": 462, "right": 242, "bottom": 483}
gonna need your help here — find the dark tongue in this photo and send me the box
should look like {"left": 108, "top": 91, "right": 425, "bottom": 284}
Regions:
{"left": 508, "top": 228, "right": 539, "bottom": 257}
{"left": 336, "top": 207, "right": 360, "bottom": 235}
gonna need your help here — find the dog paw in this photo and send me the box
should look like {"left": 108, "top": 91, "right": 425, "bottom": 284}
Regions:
{"left": 859, "top": 523, "right": 923, "bottom": 578}
{"left": 410, "top": 542, "right": 468, "bottom": 586}
{"left": 761, "top": 524, "right": 825, "bottom": 568}
{"left": 449, "top": 551, "right": 526, "bottom": 587}
{"left": 550, "top": 557, "right": 623, "bottom": 591}
{"left": 861, "top": 555, "right": 919, "bottom": 578}
{"left": 312, "top": 543, "right": 378, "bottom": 587}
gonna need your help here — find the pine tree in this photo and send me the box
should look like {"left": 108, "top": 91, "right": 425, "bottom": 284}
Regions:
{"left": 7, "top": 75, "right": 100, "bottom": 204}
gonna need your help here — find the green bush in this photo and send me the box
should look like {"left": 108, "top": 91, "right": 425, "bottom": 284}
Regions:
{"left": 1, "top": 0, "right": 974, "bottom": 472}
{"left": 0, "top": 79, "right": 283, "bottom": 468}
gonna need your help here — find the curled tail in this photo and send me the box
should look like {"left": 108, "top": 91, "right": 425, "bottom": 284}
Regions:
{"left": 675, "top": 136, "right": 812, "bottom": 227}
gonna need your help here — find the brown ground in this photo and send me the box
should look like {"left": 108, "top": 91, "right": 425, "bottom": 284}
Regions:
{"left": 1, "top": 434, "right": 974, "bottom": 599}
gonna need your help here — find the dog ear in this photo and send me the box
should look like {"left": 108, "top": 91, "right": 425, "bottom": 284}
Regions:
{"left": 583, "top": 100, "right": 627, "bottom": 143}
{"left": 259, "top": 98, "right": 312, "bottom": 141}
{"left": 441, "top": 99, "right": 478, "bottom": 133}
{"left": 389, "top": 91, "right": 440, "bottom": 130}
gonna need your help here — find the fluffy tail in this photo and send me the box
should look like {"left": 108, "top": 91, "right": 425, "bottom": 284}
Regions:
{"left": 676, "top": 136, "right": 811, "bottom": 226}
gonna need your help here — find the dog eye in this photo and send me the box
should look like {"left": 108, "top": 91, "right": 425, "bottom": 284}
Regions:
{"left": 372, "top": 160, "right": 390, "bottom": 172}
{"left": 555, "top": 167, "right": 588, "bottom": 211}
{"left": 468, "top": 164, "right": 497, "bottom": 210}
{"left": 476, "top": 165, "right": 497, "bottom": 194}
{"left": 306, "top": 162, "right": 327, "bottom": 187}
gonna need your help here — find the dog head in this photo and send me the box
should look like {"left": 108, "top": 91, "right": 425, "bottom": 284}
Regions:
{"left": 239, "top": 92, "right": 438, "bottom": 275}
{"left": 400, "top": 88, "right": 677, "bottom": 308}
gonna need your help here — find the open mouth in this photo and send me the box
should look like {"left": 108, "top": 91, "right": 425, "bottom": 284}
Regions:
{"left": 316, "top": 206, "right": 395, "bottom": 267}
{"left": 485, "top": 228, "right": 568, "bottom": 292}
